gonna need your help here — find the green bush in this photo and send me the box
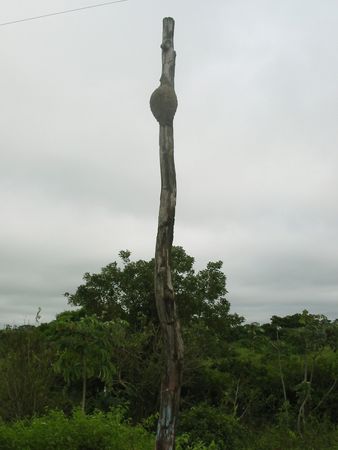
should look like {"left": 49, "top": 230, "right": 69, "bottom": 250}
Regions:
{"left": 1, "top": 409, "right": 337, "bottom": 450}
{"left": 176, "top": 433, "right": 218, "bottom": 449}
{"left": 0, "top": 409, "right": 153, "bottom": 450}
{"left": 245, "top": 421, "right": 338, "bottom": 450}
{"left": 178, "top": 403, "right": 247, "bottom": 449}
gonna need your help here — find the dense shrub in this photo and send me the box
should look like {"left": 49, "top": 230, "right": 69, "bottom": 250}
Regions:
{"left": 0, "top": 409, "right": 153, "bottom": 450}
{"left": 178, "top": 403, "right": 247, "bottom": 449}
{"left": 246, "top": 422, "right": 338, "bottom": 450}
{"left": 1, "top": 410, "right": 337, "bottom": 450}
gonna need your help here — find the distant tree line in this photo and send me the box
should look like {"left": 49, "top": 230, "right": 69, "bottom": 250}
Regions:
{"left": 0, "top": 247, "right": 337, "bottom": 449}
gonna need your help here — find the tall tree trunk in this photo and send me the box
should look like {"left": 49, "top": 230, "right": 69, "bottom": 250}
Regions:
{"left": 150, "top": 17, "right": 184, "bottom": 450}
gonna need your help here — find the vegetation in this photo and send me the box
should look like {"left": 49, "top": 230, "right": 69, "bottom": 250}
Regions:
{"left": 0, "top": 409, "right": 153, "bottom": 450}
{"left": 0, "top": 247, "right": 337, "bottom": 449}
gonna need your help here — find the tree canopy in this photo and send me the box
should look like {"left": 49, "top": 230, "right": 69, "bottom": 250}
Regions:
{"left": 0, "top": 247, "right": 337, "bottom": 449}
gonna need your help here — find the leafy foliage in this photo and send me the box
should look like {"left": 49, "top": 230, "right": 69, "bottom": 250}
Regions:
{"left": 66, "top": 246, "right": 243, "bottom": 334}
{"left": 0, "top": 409, "right": 153, "bottom": 450}
{"left": 0, "top": 247, "right": 337, "bottom": 449}
{"left": 0, "top": 325, "right": 59, "bottom": 420}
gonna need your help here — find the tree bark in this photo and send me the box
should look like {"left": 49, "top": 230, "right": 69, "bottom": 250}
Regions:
{"left": 150, "top": 17, "right": 184, "bottom": 450}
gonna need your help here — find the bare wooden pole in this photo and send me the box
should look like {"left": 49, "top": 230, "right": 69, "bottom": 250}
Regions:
{"left": 150, "top": 17, "right": 184, "bottom": 450}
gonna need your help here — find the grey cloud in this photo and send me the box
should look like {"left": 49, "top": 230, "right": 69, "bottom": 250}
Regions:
{"left": 1, "top": 0, "right": 338, "bottom": 324}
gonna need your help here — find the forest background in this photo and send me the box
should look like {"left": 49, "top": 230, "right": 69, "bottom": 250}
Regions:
{"left": 1, "top": 247, "right": 337, "bottom": 449}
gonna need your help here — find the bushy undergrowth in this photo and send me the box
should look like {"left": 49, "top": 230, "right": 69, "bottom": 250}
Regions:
{"left": 2, "top": 409, "right": 337, "bottom": 450}
{"left": 178, "top": 403, "right": 247, "bottom": 449}
{"left": 0, "top": 409, "right": 153, "bottom": 450}
{"left": 176, "top": 424, "right": 338, "bottom": 450}
{"left": 246, "top": 423, "right": 338, "bottom": 450}
{"left": 176, "top": 408, "right": 338, "bottom": 450}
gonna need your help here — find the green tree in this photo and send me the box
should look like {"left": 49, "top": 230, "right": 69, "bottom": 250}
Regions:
{"left": 50, "top": 314, "right": 123, "bottom": 412}
{"left": 0, "top": 325, "right": 57, "bottom": 420}
{"left": 259, "top": 311, "right": 338, "bottom": 431}
{"left": 66, "top": 246, "right": 242, "bottom": 335}
{"left": 65, "top": 247, "right": 243, "bottom": 421}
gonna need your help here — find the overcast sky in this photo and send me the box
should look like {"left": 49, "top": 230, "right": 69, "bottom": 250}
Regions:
{"left": 1, "top": 0, "right": 338, "bottom": 326}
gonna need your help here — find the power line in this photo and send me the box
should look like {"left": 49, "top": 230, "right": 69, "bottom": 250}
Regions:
{"left": 0, "top": 0, "right": 128, "bottom": 27}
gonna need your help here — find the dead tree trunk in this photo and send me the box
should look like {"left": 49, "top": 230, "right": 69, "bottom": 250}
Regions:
{"left": 150, "top": 17, "right": 184, "bottom": 450}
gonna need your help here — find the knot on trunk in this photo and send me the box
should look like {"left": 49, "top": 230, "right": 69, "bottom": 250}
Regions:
{"left": 150, "top": 84, "right": 177, "bottom": 126}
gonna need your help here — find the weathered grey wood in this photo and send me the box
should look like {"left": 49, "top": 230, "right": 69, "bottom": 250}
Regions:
{"left": 150, "top": 17, "right": 184, "bottom": 450}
